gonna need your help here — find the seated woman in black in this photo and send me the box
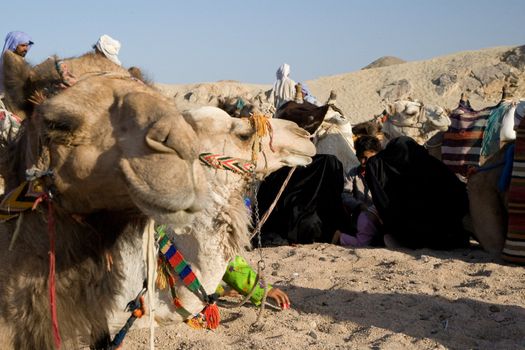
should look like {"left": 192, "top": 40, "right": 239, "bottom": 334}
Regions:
{"left": 364, "top": 136, "right": 470, "bottom": 250}
{"left": 256, "top": 154, "right": 346, "bottom": 245}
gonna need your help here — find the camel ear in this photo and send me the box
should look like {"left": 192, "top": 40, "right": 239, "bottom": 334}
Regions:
{"left": 384, "top": 105, "right": 390, "bottom": 115}
{"left": 2, "top": 50, "right": 33, "bottom": 118}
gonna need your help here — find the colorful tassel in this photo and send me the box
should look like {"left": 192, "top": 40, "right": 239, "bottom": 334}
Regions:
{"left": 203, "top": 303, "right": 220, "bottom": 330}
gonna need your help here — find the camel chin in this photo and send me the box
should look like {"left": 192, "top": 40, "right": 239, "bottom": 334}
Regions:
{"left": 120, "top": 156, "right": 209, "bottom": 214}
{"left": 282, "top": 154, "right": 314, "bottom": 167}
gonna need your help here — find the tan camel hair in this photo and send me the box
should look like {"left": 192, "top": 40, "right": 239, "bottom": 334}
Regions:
{"left": 382, "top": 99, "right": 451, "bottom": 145}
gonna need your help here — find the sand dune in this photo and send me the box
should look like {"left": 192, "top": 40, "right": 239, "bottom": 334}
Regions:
{"left": 157, "top": 45, "right": 525, "bottom": 124}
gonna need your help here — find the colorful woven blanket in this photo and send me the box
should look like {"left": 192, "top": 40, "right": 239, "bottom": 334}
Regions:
{"left": 442, "top": 104, "right": 492, "bottom": 176}
{"left": 481, "top": 102, "right": 512, "bottom": 158}
{"left": 502, "top": 118, "right": 525, "bottom": 265}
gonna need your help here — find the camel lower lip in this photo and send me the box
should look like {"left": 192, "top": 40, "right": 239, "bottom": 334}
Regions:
{"left": 121, "top": 158, "right": 200, "bottom": 210}
{"left": 129, "top": 191, "right": 196, "bottom": 226}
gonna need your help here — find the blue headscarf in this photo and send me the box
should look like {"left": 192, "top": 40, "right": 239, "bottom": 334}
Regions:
{"left": 2, "top": 31, "right": 33, "bottom": 55}
{"left": 1, "top": 31, "right": 33, "bottom": 94}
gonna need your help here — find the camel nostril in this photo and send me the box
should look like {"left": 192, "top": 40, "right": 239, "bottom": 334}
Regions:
{"left": 145, "top": 119, "right": 176, "bottom": 153}
{"left": 145, "top": 135, "right": 176, "bottom": 153}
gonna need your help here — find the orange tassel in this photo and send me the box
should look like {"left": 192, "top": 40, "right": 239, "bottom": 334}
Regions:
{"left": 185, "top": 318, "right": 205, "bottom": 330}
{"left": 203, "top": 303, "right": 220, "bottom": 329}
{"left": 132, "top": 296, "right": 146, "bottom": 318}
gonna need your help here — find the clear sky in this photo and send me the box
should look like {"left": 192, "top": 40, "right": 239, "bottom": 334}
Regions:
{"left": 2, "top": 0, "right": 524, "bottom": 84}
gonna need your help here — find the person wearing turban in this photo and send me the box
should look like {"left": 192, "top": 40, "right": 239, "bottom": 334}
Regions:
{"left": 94, "top": 34, "right": 121, "bottom": 66}
{"left": 0, "top": 31, "right": 34, "bottom": 96}
{"left": 271, "top": 63, "right": 296, "bottom": 110}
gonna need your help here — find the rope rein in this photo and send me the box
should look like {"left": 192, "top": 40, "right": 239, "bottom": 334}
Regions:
{"left": 250, "top": 166, "right": 296, "bottom": 240}
{"left": 247, "top": 113, "right": 272, "bottom": 328}
{"left": 0, "top": 171, "right": 61, "bottom": 348}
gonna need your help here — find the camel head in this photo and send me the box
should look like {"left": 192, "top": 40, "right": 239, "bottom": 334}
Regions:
{"left": 383, "top": 99, "right": 451, "bottom": 145}
{"left": 2, "top": 51, "right": 209, "bottom": 226}
{"left": 387, "top": 100, "right": 450, "bottom": 130}
{"left": 182, "top": 106, "right": 316, "bottom": 177}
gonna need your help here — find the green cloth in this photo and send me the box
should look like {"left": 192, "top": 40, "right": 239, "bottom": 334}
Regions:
{"left": 217, "top": 255, "right": 272, "bottom": 306}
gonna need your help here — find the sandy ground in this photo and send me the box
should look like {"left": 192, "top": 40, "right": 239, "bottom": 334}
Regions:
{"left": 123, "top": 243, "right": 525, "bottom": 350}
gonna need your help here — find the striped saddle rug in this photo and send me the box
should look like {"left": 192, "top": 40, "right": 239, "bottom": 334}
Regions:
{"left": 502, "top": 117, "right": 525, "bottom": 265}
{"left": 442, "top": 102, "right": 511, "bottom": 176}
{"left": 441, "top": 103, "right": 491, "bottom": 176}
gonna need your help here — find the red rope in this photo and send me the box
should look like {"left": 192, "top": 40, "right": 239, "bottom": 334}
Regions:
{"left": 47, "top": 199, "right": 61, "bottom": 349}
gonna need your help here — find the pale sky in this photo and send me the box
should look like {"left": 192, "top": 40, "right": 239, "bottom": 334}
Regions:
{"left": 2, "top": 0, "right": 524, "bottom": 84}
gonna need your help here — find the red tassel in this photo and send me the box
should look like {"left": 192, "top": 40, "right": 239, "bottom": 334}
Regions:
{"left": 203, "top": 303, "right": 220, "bottom": 329}
{"left": 47, "top": 200, "right": 62, "bottom": 349}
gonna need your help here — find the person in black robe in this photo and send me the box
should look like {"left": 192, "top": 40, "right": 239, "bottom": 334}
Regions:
{"left": 365, "top": 136, "right": 470, "bottom": 250}
{"left": 256, "top": 154, "right": 347, "bottom": 245}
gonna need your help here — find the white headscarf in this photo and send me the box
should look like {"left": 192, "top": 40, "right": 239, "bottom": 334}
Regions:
{"left": 95, "top": 34, "right": 121, "bottom": 66}
{"left": 272, "top": 63, "right": 296, "bottom": 109}
{"left": 275, "top": 63, "right": 290, "bottom": 81}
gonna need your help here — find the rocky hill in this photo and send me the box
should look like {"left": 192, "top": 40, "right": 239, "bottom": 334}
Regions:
{"left": 361, "top": 55, "right": 406, "bottom": 70}
{"left": 156, "top": 45, "right": 525, "bottom": 124}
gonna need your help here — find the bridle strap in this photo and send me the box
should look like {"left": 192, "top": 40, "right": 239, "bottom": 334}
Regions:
{"left": 198, "top": 153, "right": 255, "bottom": 176}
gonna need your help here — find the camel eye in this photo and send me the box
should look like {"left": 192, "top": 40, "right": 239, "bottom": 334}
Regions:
{"left": 45, "top": 119, "right": 73, "bottom": 132}
{"left": 238, "top": 132, "right": 252, "bottom": 141}
{"left": 231, "top": 120, "right": 254, "bottom": 142}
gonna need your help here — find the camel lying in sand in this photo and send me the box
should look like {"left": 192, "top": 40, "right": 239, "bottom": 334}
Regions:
{"left": 273, "top": 91, "right": 358, "bottom": 173}
{"left": 114, "top": 106, "right": 315, "bottom": 330}
{"left": 0, "top": 49, "right": 315, "bottom": 349}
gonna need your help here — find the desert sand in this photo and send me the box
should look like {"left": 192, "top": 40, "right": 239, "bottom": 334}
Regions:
{"left": 123, "top": 46, "right": 525, "bottom": 349}
{"left": 123, "top": 244, "right": 525, "bottom": 350}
